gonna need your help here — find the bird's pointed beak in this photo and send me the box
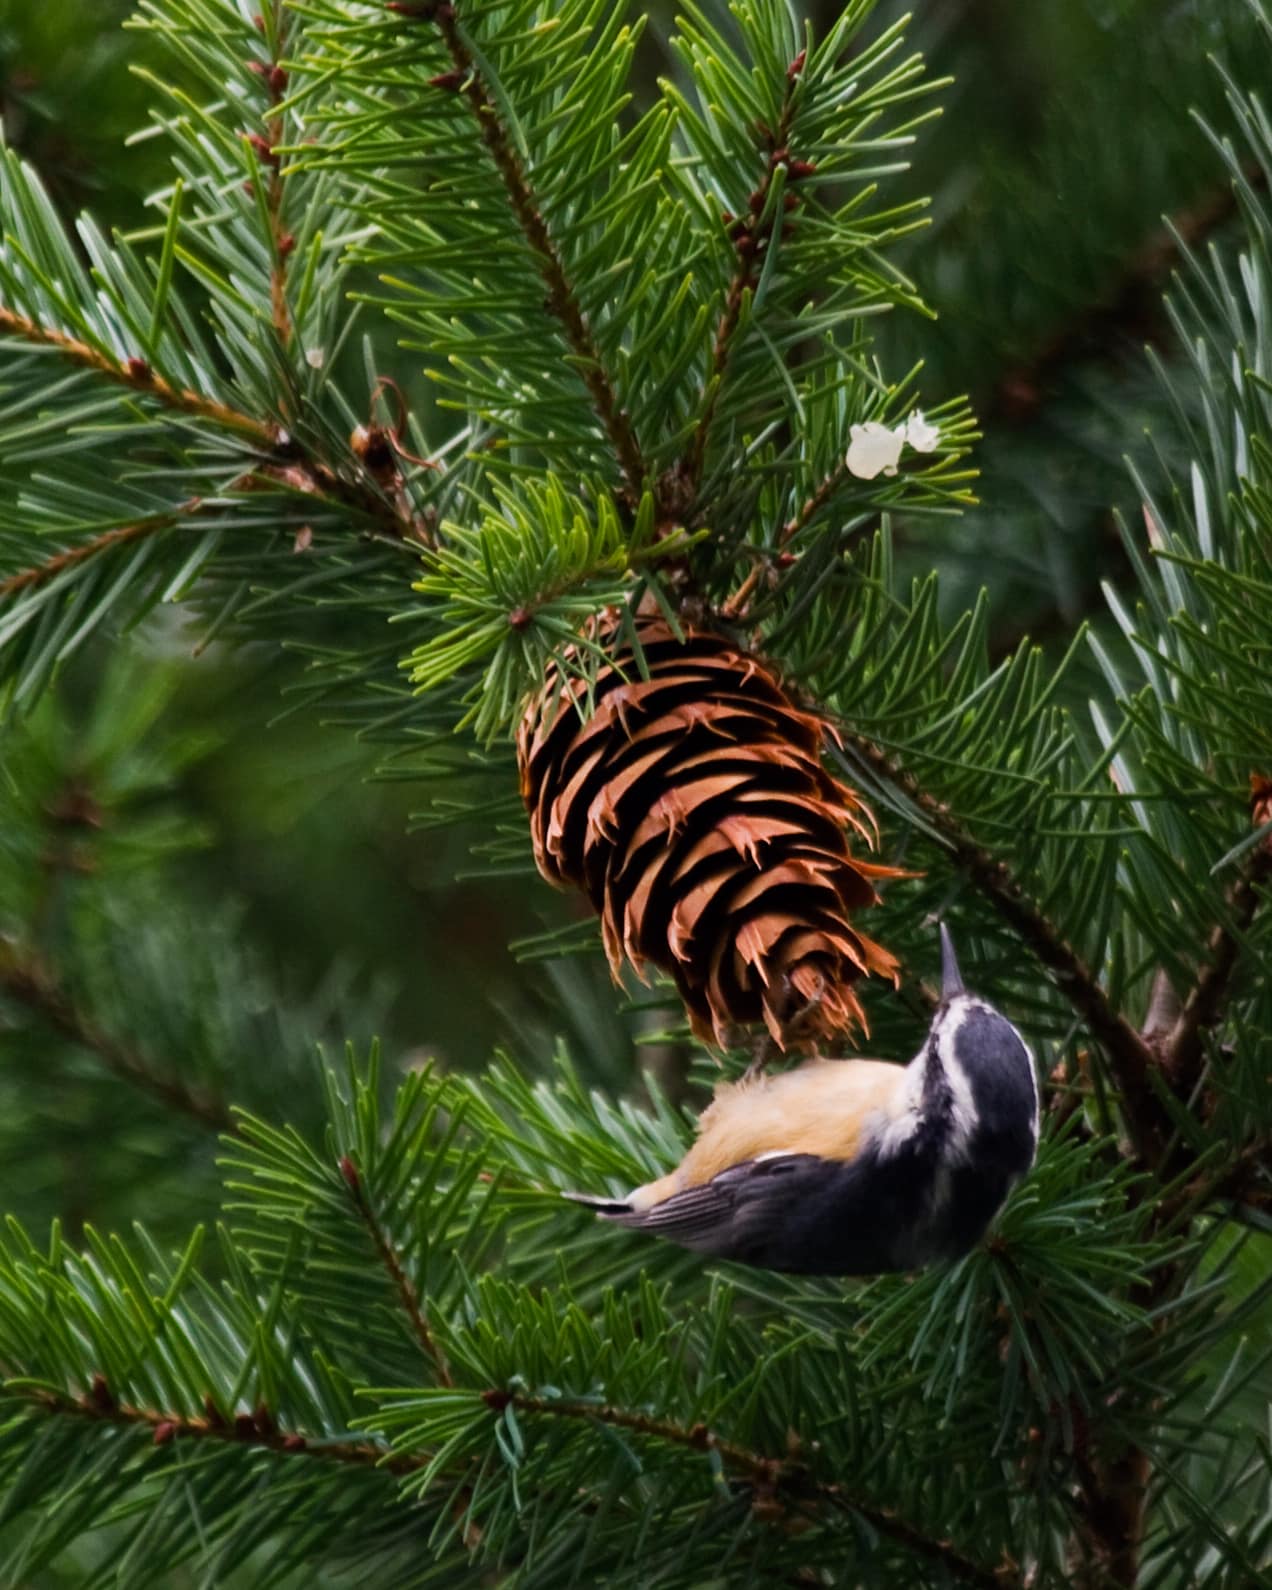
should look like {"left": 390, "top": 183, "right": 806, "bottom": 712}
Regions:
{"left": 940, "top": 923, "right": 965, "bottom": 1000}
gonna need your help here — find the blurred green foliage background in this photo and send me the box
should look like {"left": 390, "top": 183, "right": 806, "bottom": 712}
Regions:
{"left": 0, "top": 0, "right": 1258, "bottom": 1246}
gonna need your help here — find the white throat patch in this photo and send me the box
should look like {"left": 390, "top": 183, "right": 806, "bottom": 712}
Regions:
{"left": 873, "top": 996, "right": 1014, "bottom": 1163}
{"left": 936, "top": 999, "right": 982, "bottom": 1163}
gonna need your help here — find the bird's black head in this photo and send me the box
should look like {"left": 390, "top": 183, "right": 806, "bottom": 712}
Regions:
{"left": 929, "top": 928, "right": 1039, "bottom": 1178}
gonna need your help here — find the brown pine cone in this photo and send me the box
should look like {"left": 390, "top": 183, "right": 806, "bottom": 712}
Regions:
{"left": 517, "top": 619, "right": 900, "bottom": 1049}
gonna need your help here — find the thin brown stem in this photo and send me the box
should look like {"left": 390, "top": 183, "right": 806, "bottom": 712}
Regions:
{"left": 778, "top": 460, "right": 850, "bottom": 550}
{"left": 721, "top": 472, "right": 863, "bottom": 619}
{"left": 0, "top": 948, "right": 232, "bottom": 1133}
{"left": 720, "top": 561, "right": 765, "bottom": 623}
{"left": 838, "top": 729, "right": 1166, "bottom": 1163}
{"left": 247, "top": 5, "right": 294, "bottom": 347}
{"left": 0, "top": 515, "right": 179, "bottom": 599}
{"left": 0, "top": 307, "right": 424, "bottom": 545}
{"left": 1178, "top": 1132, "right": 1271, "bottom": 1223}
{"left": 19, "top": 1382, "right": 428, "bottom": 1475}
{"left": 0, "top": 306, "right": 274, "bottom": 442}
{"left": 404, "top": 4, "right": 645, "bottom": 505}
{"left": 1072, "top": 1441, "right": 1151, "bottom": 1589}
{"left": 338, "top": 1156, "right": 454, "bottom": 1386}
{"left": 24, "top": 1375, "right": 1018, "bottom": 1585}
{"left": 1060, "top": 955, "right": 1239, "bottom": 1589}
{"left": 1164, "top": 846, "right": 1272, "bottom": 1099}
{"left": 490, "top": 1390, "right": 1018, "bottom": 1590}
{"left": 684, "top": 60, "right": 805, "bottom": 495}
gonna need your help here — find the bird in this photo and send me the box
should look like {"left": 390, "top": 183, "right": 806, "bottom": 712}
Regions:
{"left": 565, "top": 927, "right": 1038, "bottom": 1275}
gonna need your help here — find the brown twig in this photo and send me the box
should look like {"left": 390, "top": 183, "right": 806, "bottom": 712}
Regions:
{"left": 721, "top": 473, "right": 865, "bottom": 620}
{"left": 1164, "top": 846, "right": 1272, "bottom": 1100}
{"left": 837, "top": 729, "right": 1166, "bottom": 1163}
{"left": 0, "top": 948, "right": 233, "bottom": 1133}
{"left": 1073, "top": 831, "right": 1272, "bottom": 1586}
{"left": 1180, "top": 1133, "right": 1271, "bottom": 1222}
{"left": 0, "top": 307, "right": 425, "bottom": 546}
{"left": 777, "top": 461, "right": 851, "bottom": 553}
{"left": 684, "top": 56, "right": 807, "bottom": 495}
{"left": 0, "top": 306, "right": 274, "bottom": 442}
{"left": 0, "top": 515, "right": 180, "bottom": 599}
{"left": 1072, "top": 1439, "right": 1151, "bottom": 1589}
{"left": 24, "top": 1373, "right": 1017, "bottom": 1585}
{"left": 338, "top": 1155, "right": 454, "bottom": 1386}
{"left": 1060, "top": 914, "right": 1266, "bottom": 1589}
{"left": 19, "top": 1382, "right": 427, "bottom": 1475}
{"left": 399, "top": 3, "right": 646, "bottom": 506}
{"left": 246, "top": 6, "right": 294, "bottom": 348}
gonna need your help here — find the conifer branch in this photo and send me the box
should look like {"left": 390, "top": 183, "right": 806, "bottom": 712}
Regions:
{"left": 246, "top": 5, "right": 294, "bottom": 348}
{"left": 838, "top": 729, "right": 1166, "bottom": 1161}
{"left": 685, "top": 56, "right": 805, "bottom": 494}
{"left": 1184, "top": 1132, "right": 1271, "bottom": 1219}
{"left": 0, "top": 307, "right": 425, "bottom": 543}
{"left": 721, "top": 472, "right": 859, "bottom": 619}
{"left": 22, "top": 1377, "right": 1017, "bottom": 1585}
{"left": 0, "top": 305, "right": 274, "bottom": 442}
{"left": 0, "top": 514, "right": 182, "bottom": 598}
{"left": 1165, "top": 844, "right": 1272, "bottom": 1099}
{"left": 778, "top": 459, "right": 850, "bottom": 551}
{"left": 338, "top": 1154, "right": 454, "bottom": 1386}
{"left": 0, "top": 947, "right": 233, "bottom": 1133}
{"left": 1070, "top": 907, "right": 1266, "bottom": 1590}
{"left": 487, "top": 1390, "right": 1019, "bottom": 1590}
{"left": 18, "top": 1381, "right": 427, "bottom": 1475}
{"left": 0, "top": 485, "right": 420, "bottom": 634}
{"left": 1071, "top": 1441, "right": 1150, "bottom": 1590}
{"left": 391, "top": 1, "right": 647, "bottom": 504}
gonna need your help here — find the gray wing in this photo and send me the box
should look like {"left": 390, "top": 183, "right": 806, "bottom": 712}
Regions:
{"left": 595, "top": 1154, "right": 833, "bottom": 1260}
{"left": 568, "top": 1150, "right": 922, "bottom": 1274}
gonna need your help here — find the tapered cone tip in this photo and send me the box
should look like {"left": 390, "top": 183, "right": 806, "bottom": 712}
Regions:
{"left": 939, "top": 923, "right": 965, "bottom": 999}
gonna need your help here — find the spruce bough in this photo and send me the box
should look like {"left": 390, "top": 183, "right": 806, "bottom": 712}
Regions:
{"left": 0, "top": 1, "right": 1268, "bottom": 1585}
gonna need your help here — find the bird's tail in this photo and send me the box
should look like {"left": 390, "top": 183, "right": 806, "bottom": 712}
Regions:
{"left": 562, "top": 1189, "right": 635, "bottom": 1219}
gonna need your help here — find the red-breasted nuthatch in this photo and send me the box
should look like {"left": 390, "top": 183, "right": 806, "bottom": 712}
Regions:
{"left": 566, "top": 927, "right": 1038, "bottom": 1274}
